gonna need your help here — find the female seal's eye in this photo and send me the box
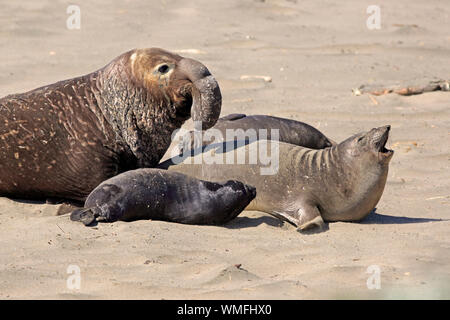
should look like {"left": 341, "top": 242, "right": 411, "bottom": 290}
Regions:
{"left": 158, "top": 64, "right": 170, "bottom": 74}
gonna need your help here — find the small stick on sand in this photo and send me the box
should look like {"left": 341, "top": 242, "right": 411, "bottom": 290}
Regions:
{"left": 353, "top": 79, "right": 449, "bottom": 96}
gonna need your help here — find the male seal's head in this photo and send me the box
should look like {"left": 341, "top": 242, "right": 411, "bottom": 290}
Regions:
{"left": 99, "top": 48, "right": 222, "bottom": 167}
{"left": 127, "top": 48, "right": 221, "bottom": 128}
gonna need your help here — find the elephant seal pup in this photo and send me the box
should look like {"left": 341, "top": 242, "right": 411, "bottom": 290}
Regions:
{"left": 160, "top": 126, "right": 394, "bottom": 230}
{"left": 0, "top": 48, "right": 221, "bottom": 201}
{"left": 70, "top": 168, "right": 256, "bottom": 226}
{"left": 178, "top": 114, "right": 334, "bottom": 153}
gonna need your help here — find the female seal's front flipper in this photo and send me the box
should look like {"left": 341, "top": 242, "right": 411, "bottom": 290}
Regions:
{"left": 272, "top": 203, "right": 325, "bottom": 231}
{"left": 295, "top": 205, "right": 325, "bottom": 231}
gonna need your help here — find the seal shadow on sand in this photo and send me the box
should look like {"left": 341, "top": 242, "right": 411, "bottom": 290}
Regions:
{"left": 360, "top": 208, "right": 446, "bottom": 225}
{"left": 224, "top": 215, "right": 330, "bottom": 234}
{"left": 225, "top": 214, "right": 284, "bottom": 229}
{"left": 6, "top": 197, "right": 83, "bottom": 216}
{"left": 5, "top": 199, "right": 445, "bottom": 231}
{"left": 225, "top": 208, "right": 445, "bottom": 233}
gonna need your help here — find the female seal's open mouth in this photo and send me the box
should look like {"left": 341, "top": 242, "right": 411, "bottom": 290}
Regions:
{"left": 374, "top": 125, "right": 394, "bottom": 156}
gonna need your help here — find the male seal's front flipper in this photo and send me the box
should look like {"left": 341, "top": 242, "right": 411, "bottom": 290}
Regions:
{"left": 70, "top": 208, "right": 97, "bottom": 226}
{"left": 296, "top": 205, "right": 325, "bottom": 231}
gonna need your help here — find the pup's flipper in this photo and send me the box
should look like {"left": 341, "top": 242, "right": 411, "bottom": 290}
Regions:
{"left": 70, "top": 208, "right": 97, "bottom": 226}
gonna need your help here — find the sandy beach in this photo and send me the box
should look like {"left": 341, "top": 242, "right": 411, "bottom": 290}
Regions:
{"left": 0, "top": 0, "right": 449, "bottom": 299}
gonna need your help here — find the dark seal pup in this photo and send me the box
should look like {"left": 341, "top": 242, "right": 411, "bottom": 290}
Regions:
{"left": 161, "top": 126, "right": 394, "bottom": 231}
{"left": 70, "top": 169, "right": 256, "bottom": 226}
{"left": 0, "top": 48, "right": 221, "bottom": 201}
{"left": 178, "top": 114, "right": 334, "bottom": 153}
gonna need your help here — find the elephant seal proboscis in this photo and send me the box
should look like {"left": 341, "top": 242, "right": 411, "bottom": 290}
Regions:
{"left": 70, "top": 168, "right": 256, "bottom": 226}
{"left": 160, "top": 126, "right": 394, "bottom": 231}
{"left": 176, "top": 114, "right": 334, "bottom": 154}
{"left": 0, "top": 48, "right": 221, "bottom": 201}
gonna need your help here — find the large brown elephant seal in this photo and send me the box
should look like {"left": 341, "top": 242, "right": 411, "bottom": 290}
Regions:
{"left": 0, "top": 48, "right": 221, "bottom": 201}
{"left": 176, "top": 113, "right": 334, "bottom": 154}
{"left": 70, "top": 168, "right": 256, "bottom": 226}
{"left": 160, "top": 126, "right": 394, "bottom": 230}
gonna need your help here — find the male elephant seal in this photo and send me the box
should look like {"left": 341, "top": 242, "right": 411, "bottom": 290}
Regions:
{"left": 177, "top": 114, "right": 334, "bottom": 153}
{"left": 70, "top": 168, "right": 256, "bottom": 226}
{"left": 160, "top": 126, "right": 394, "bottom": 230}
{"left": 0, "top": 48, "right": 221, "bottom": 201}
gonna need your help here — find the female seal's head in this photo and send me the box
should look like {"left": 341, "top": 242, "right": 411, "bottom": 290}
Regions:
{"left": 340, "top": 125, "right": 394, "bottom": 166}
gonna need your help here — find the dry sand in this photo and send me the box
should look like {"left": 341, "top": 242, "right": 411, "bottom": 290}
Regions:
{"left": 0, "top": 0, "right": 449, "bottom": 299}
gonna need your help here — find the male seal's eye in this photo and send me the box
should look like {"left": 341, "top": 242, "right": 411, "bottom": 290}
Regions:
{"left": 158, "top": 64, "right": 170, "bottom": 74}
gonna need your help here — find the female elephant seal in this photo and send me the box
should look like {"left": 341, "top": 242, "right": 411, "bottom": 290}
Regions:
{"left": 160, "top": 126, "right": 394, "bottom": 231}
{"left": 0, "top": 48, "right": 221, "bottom": 201}
{"left": 177, "top": 113, "right": 334, "bottom": 154}
{"left": 70, "top": 169, "right": 256, "bottom": 226}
